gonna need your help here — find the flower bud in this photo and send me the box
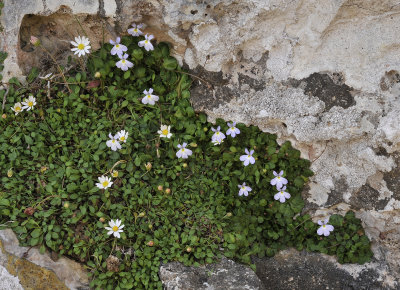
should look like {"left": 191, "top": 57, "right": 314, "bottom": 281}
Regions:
{"left": 57, "top": 108, "right": 61, "bottom": 113}
{"left": 186, "top": 247, "right": 192, "bottom": 252}
{"left": 145, "top": 162, "right": 152, "bottom": 171}
{"left": 30, "top": 36, "right": 40, "bottom": 46}
{"left": 24, "top": 207, "right": 35, "bottom": 216}
{"left": 7, "top": 169, "right": 13, "bottom": 177}
{"left": 94, "top": 72, "right": 101, "bottom": 78}
{"left": 183, "top": 163, "right": 188, "bottom": 168}
{"left": 99, "top": 217, "right": 105, "bottom": 222}
{"left": 165, "top": 188, "right": 171, "bottom": 194}
{"left": 1, "top": 114, "right": 6, "bottom": 119}
{"left": 63, "top": 202, "right": 69, "bottom": 208}
{"left": 148, "top": 224, "right": 153, "bottom": 229}
{"left": 138, "top": 212, "right": 145, "bottom": 217}
{"left": 40, "top": 166, "right": 47, "bottom": 173}
{"left": 111, "top": 170, "right": 118, "bottom": 178}
{"left": 157, "top": 185, "right": 163, "bottom": 191}
{"left": 147, "top": 240, "right": 154, "bottom": 246}
{"left": 203, "top": 127, "right": 208, "bottom": 132}
{"left": 226, "top": 212, "right": 232, "bottom": 217}
{"left": 190, "top": 143, "right": 197, "bottom": 147}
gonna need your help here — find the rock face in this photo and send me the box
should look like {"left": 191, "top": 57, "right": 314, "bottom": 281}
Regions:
{"left": 0, "top": 229, "right": 89, "bottom": 289}
{"left": 1, "top": 0, "right": 400, "bottom": 288}
{"left": 159, "top": 257, "right": 264, "bottom": 290}
{"left": 254, "top": 248, "right": 397, "bottom": 290}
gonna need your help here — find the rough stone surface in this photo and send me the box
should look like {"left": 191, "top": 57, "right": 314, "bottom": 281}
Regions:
{"left": 0, "top": 229, "right": 89, "bottom": 290}
{"left": 0, "top": 264, "right": 23, "bottom": 290}
{"left": 159, "top": 257, "right": 264, "bottom": 290}
{"left": 254, "top": 248, "right": 398, "bottom": 290}
{"left": 1, "top": 0, "right": 400, "bottom": 288}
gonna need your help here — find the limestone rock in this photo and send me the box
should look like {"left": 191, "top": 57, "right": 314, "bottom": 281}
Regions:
{"left": 159, "top": 257, "right": 264, "bottom": 290}
{"left": 0, "top": 229, "right": 89, "bottom": 290}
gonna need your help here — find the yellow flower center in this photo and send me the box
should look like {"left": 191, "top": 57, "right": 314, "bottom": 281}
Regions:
{"left": 116, "top": 44, "right": 120, "bottom": 48}
{"left": 277, "top": 176, "right": 280, "bottom": 179}
{"left": 15, "top": 106, "right": 21, "bottom": 111}
{"left": 102, "top": 181, "right": 109, "bottom": 187}
{"left": 120, "top": 136, "right": 125, "bottom": 141}
{"left": 78, "top": 43, "right": 85, "bottom": 50}
{"left": 134, "top": 29, "right": 138, "bottom": 32}
{"left": 162, "top": 129, "right": 168, "bottom": 135}
{"left": 145, "top": 40, "right": 148, "bottom": 44}
{"left": 122, "top": 60, "right": 126, "bottom": 64}
{"left": 147, "top": 95, "right": 151, "bottom": 98}
{"left": 322, "top": 225, "right": 326, "bottom": 228}
{"left": 28, "top": 101, "right": 33, "bottom": 107}
{"left": 181, "top": 148, "right": 185, "bottom": 152}
{"left": 112, "top": 226, "right": 119, "bottom": 232}
{"left": 242, "top": 187, "right": 245, "bottom": 190}
{"left": 216, "top": 132, "right": 220, "bottom": 135}
{"left": 280, "top": 191, "right": 284, "bottom": 195}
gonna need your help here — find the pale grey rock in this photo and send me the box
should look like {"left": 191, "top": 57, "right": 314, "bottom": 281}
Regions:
{"left": 0, "top": 229, "right": 89, "bottom": 290}
{"left": 0, "top": 265, "right": 23, "bottom": 290}
{"left": 1, "top": 0, "right": 400, "bottom": 287}
{"left": 159, "top": 257, "right": 264, "bottom": 290}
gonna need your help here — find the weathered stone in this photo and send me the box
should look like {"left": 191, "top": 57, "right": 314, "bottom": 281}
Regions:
{"left": 0, "top": 229, "right": 89, "bottom": 290}
{"left": 159, "top": 257, "right": 264, "bottom": 290}
{"left": 254, "top": 248, "right": 398, "bottom": 290}
{"left": 1, "top": 0, "right": 400, "bottom": 287}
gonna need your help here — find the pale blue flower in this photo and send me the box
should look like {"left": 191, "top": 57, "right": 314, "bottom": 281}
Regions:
{"left": 239, "top": 148, "right": 255, "bottom": 166}
{"left": 226, "top": 122, "right": 240, "bottom": 137}
{"left": 238, "top": 182, "right": 251, "bottom": 196}
{"left": 211, "top": 126, "right": 225, "bottom": 142}
{"left": 274, "top": 186, "right": 291, "bottom": 203}
{"left": 127, "top": 23, "right": 144, "bottom": 37}
{"left": 270, "top": 170, "right": 288, "bottom": 189}
{"left": 116, "top": 53, "right": 133, "bottom": 71}
{"left": 317, "top": 218, "right": 334, "bottom": 236}
{"left": 110, "top": 37, "right": 128, "bottom": 58}
{"left": 176, "top": 143, "right": 192, "bottom": 159}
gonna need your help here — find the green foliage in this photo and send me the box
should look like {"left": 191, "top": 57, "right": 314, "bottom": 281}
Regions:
{"left": 0, "top": 35, "right": 372, "bottom": 289}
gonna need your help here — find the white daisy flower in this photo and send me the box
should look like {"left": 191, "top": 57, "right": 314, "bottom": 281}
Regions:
{"left": 274, "top": 186, "right": 291, "bottom": 203}
{"left": 141, "top": 88, "right": 159, "bottom": 105}
{"left": 11, "top": 102, "right": 23, "bottom": 115}
{"left": 239, "top": 148, "right": 255, "bottom": 166}
{"left": 226, "top": 122, "right": 240, "bottom": 138}
{"left": 70, "top": 36, "right": 91, "bottom": 57}
{"left": 138, "top": 34, "right": 154, "bottom": 51}
{"left": 22, "top": 95, "right": 36, "bottom": 111}
{"left": 127, "top": 23, "right": 144, "bottom": 37}
{"left": 116, "top": 53, "right": 133, "bottom": 71}
{"left": 110, "top": 37, "right": 128, "bottom": 58}
{"left": 116, "top": 130, "right": 128, "bottom": 143}
{"left": 106, "top": 133, "right": 122, "bottom": 151}
{"left": 270, "top": 170, "right": 288, "bottom": 189}
{"left": 238, "top": 182, "right": 252, "bottom": 196}
{"left": 96, "top": 175, "right": 113, "bottom": 190}
{"left": 105, "top": 219, "right": 124, "bottom": 238}
{"left": 317, "top": 218, "right": 334, "bottom": 236}
{"left": 158, "top": 125, "right": 172, "bottom": 138}
{"left": 176, "top": 143, "right": 192, "bottom": 159}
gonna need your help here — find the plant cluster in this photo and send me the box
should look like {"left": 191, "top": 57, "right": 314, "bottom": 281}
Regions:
{"left": 0, "top": 25, "right": 372, "bottom": 289}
